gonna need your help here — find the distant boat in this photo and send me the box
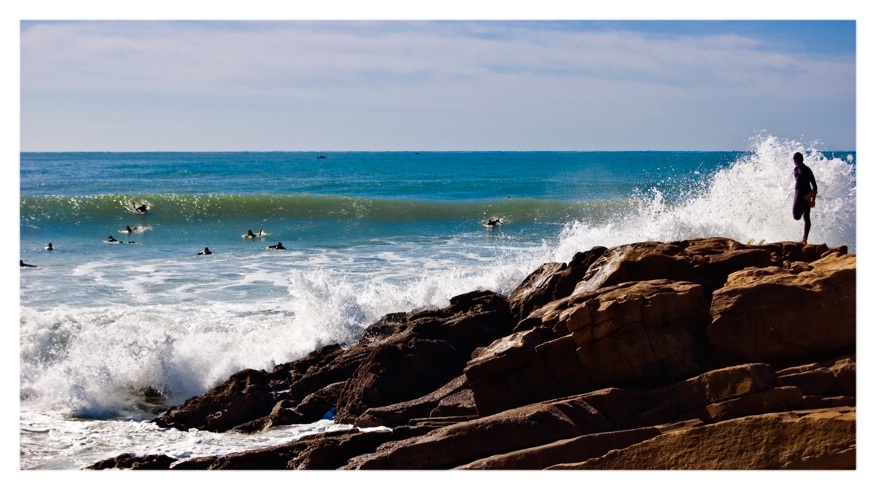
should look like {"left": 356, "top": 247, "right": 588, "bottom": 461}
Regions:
{"left": 317, "top": 155, "right": 326, "bottom": 159}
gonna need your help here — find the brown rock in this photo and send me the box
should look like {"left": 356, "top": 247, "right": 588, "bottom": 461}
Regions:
{"left": 643, "top": 363, "right": 778, "bottom": 413}
{"left": 568, "top": 279, "right": 712, "bottom": 386}
{"left": 570, "top": 238, "right": 761, "bottom": 291}
{"left": 694, "top": 385, "right": 803, "bottom": 422}
{"left": 826, "top": 356, "right": 857, "bottom": 396}
{"left": 335, "top": 339, "right": 469, "bottom": 425}
{"left": 342, "top": 396, "right": 612, "bottom": 469}
{"left": 507, "top": 247, "right": 607, "bottom": 322}
{"left": 630, "top": 363, "right": 777, "bottom": 427}
{"left": 457, "top": 426, "right": 662, "bottom": 469}
{"left": 352, "top": 375, "right": 470, "bottom": 427}
{"left": 551, "top": 407, "right": 856, "bottom": 469}
{"left": 466, "top": 279, "right": 714, "bottom": 416}
{"left": 464, "top": 329, "right": 566, "bottom": 416}
{"left": 429, "top": 388, "right": 478, "bottom": 417}
{"left": 708, "top": 253, "right": 856, "bottom": 364}
{"left": 153, "top": 369, "right": 276, "bottom": 433}
{"left": 779, "top": 368, "right": 836, "bottom": 395}
{"left": 86, "top": 453, "right": 177, "bottom": 470}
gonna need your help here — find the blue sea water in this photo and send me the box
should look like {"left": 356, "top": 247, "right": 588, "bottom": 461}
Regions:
{"left": 17, "top": 134, "right": 856, "bottom": 469}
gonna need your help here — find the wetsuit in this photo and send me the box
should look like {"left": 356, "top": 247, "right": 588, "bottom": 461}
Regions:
{"left": 792, "top": 162, "right": 817, "bottom": 241}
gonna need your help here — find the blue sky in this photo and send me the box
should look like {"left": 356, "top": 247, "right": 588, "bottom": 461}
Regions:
{"left": 13, "top": 4, "right": 864, "bottom": 152}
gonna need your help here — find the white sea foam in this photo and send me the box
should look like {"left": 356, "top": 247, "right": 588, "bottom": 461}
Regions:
{"left": 552, "top": 134, "right": 855, "bottom": 260}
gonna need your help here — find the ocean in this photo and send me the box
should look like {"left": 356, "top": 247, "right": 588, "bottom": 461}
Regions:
{"left": 17, "top": 134, "right": 856, "bottom": 470}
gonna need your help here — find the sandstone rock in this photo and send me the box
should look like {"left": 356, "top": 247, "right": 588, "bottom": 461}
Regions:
{"left": 507, "top": 246, "right": 607, "bottom": 322}
{"left": 779, "top": 368, "right": 836, "bottom": 395}
{"left": 708, "top": 253, "right": 855, "bottom": 364}
{"left": 801, "top": 395, "right": 855, "bottom": 409}
{"left": 775, "top": 355, "right": 856, "bottom": 396}
{"left": 694, "top": 385, "right": 803, "bottom": 422}
{"left": 334, "top": 290, "right": 515, "bottom": 424}
{"left": 550, "top": 407, "right": 856, "bottom": 469}
{"left": 153, "top": 369, "right": 276, "bottom": 433}
{"left": 334, "top": 339, "right": 469, "bottom": 425}
{"left": 567, "top": 279, "right": 712, "bottom": 386}
{"left": 570, "top": 238, "right": 772, "bottom": 297}
{"left": 642, "top": 363, "right": 778, "bottom": 414}
{"left": 464, "top": 328, "right": 567, "bottom": 416}
{"left": 430, "top": 387, "right": 478, "bottom": 418}
{"left": 467, "top": 279, "right": 719, "bottom": 417}
{"left": 342, "top": 396, "right": 612, "bottom": 469}
{"left": 352, "top": 375, "right": 469, "bottom": 427}
{"left": 86, "top": 453, "right": 177, "bottom": 470}
{"left": 457, "top": 426, "right": 662, "bottom": 470}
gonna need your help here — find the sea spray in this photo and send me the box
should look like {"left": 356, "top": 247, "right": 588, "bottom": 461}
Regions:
{"left": 553, "top": 134, "right": 856, "bottom": 260}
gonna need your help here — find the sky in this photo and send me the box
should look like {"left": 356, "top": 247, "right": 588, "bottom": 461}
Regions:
{"left": 13, "top": 2, "right": 863, "bottom": 152}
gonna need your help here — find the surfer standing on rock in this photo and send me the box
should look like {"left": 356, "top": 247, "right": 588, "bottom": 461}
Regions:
{"left": 791, "top": 151, "right": 818, "bottom": 245}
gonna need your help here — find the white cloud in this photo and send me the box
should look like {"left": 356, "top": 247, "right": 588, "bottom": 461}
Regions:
{"left": 19, "top": 21, "right": 856, "bottom": 150}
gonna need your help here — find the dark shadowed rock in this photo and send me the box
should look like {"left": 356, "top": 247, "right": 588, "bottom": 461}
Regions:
{"left": 86, "top": 453, "right": 177, "bottom": 470}
{"left": 334, "top": 290, "right": 515, "bottom": 424}
{"left": 342, "top": 396, "right": 612, "bottom": 469}
{"left": 507, "top": 246, "right": 607, "bottom": 323}
{"left": 153, "top": 369, "right": 276, "bottom": 433}
{"left": 352, "top": 375, "right": 470, "bottom": 427}
{"left": 334, "top": 339, "right": 470, "bottom": 426}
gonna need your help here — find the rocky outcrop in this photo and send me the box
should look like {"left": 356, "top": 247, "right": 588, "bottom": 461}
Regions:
{"left": 707, "top": 251, "right": 856, "bottom": 365}
{"left": 153, "top": 290, "right": 515, "bottom": 432}
{"left": 93, "top": 238, "right": 855, "bottom": 470}
{"left": 550, "top": 407, "right": 856, "bottom": 470}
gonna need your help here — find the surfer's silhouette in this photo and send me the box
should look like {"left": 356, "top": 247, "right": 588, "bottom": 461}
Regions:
{"left": 791, "top": 151, "right": 818, "bottom": 244}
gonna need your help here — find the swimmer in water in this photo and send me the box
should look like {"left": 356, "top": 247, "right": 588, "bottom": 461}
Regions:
{"left": 244, "top": 229, "right": 257, "bottom": 239}
{"left": 20, "top": 259, "right": 37, "bottom": 268}
{"left": 198, "top": 247, "right": 212, "bottom": 256}
{"left": 107, "top": 235, "right": 119, "bottom": 243}
{"left": 267, "top": 242, "right": 286, "bottom": 250}
{"left": 45, "top": 243, "right": 54, "bottom": 251}
{"left": 485, "top": 217, "right": 503, "bottom": 227}
{"left": 134, "top": 203, "right": 148, "bottom": 213}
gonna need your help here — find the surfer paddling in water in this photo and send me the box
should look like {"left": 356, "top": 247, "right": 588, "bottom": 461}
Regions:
{"left": 791, "top": 151, "right": 818, "bottom": 245}
{"left": 485, "top": 217, "right": 503, "bottom": 228}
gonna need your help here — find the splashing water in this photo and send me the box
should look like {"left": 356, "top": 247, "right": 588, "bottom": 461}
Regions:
{"left": 554, "top": 134, "right": 855, "bottom": 260}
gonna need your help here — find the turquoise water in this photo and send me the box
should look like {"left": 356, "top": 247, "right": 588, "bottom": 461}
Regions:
{"left": 19, "top": 150, "right": 731, "bottom": 252}
{"left": 18, "top": 135, "right": 856, "bottom": 469}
